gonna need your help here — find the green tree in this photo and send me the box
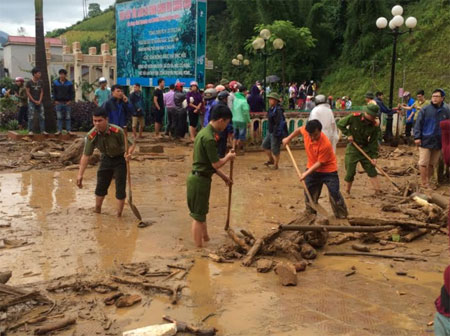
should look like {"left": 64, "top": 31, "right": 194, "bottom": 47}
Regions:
{"left": 34, "top": 0, "right": 55, "bottom": 131}
{"left": 88, "top": 3, "right": 102, "bottom": 17}
{"left": 245, "top": 20, "right": 315, "bottom": 83}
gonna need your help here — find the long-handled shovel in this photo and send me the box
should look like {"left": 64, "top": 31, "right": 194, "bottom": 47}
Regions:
{"left": 351, "top": 142, "right": 401, "bottom": 193}
{"left": 224, "top": 148, "right": 235, "bottom": 231}
{"left": 124, "top": 133, "right": 144, "bottom": 224}
{"left": 286, "top": 144, "right": 330, "bottom": 218}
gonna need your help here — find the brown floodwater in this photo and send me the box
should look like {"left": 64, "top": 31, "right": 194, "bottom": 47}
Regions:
{"left": 0, "top": 144, "right": 448, "bottom": 335}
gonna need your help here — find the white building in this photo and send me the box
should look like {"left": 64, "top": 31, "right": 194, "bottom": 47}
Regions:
{"left": 3, "top": 36, "right": 63, "bottom": 80}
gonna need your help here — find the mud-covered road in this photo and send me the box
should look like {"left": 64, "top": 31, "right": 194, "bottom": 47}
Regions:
{"left": 0, "top": 141, "right": 448, "bottom": 335}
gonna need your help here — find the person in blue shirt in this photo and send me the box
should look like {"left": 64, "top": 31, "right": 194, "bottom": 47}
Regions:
{"left": 414, "top": 88, "right": 450, "bottom": 189}
{"left": 103, "top": 85, "right": 133, "bottom": 137}
{"left": 375, "top": 91, "right": 394, "bottom": 142}
{"left": 399, "top": 91, "right": 416, "bottom": 138}
{"left": 130, "top": 83, "right": 145, "bottom": 139}
{"left": 262, "top": 92, "right": 288, "bottom": 170}
{"left": 52, "top": 69, "right": 75, "bottom": 135}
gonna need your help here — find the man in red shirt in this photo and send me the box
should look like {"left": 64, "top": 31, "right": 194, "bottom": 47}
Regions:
{"left": 283, "top": 119, "right": 348, "bottom": 218}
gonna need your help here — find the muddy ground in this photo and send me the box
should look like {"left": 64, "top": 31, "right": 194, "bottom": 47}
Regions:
{"left": 0, "top": 135, "right": 448, "bottom": 336}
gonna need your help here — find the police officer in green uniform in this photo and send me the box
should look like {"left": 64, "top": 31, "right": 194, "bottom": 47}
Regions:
{"left": 337, "top": 104, "right": 381, "bottom": 195}
{"left": 187, "top": 104, "right": 236, "bottom": 248}
{"left": 77, "top": 107, "right": 135, "bottom": 217}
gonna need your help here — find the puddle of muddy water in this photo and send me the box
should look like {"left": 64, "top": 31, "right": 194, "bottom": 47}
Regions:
{"left": 0, "top": 145, "right": 447, "bottom": 335}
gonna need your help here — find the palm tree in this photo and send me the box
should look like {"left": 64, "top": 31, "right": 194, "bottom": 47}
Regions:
{"left": 35, "top": 0, "right": 55, "bottom": 131}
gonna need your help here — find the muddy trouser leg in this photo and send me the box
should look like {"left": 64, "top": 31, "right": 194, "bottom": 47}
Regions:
{"left": 323, "top": 171, "right": 348, "bottom": 219}
{"left": 304, "top": 172, "right": 323, "bottom": 215}
{"left": 95, "top": 155, "right": 114, "bottom": 197}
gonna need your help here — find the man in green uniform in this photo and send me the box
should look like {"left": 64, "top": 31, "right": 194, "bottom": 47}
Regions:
{"left": 77, "top": 107, "right": 135, "bottom": 217}
{"left": 337, "top": 104, "right": 381, "bottom": 195}
{"left": 187, "top": 104, "right": 236, "bottom": 248}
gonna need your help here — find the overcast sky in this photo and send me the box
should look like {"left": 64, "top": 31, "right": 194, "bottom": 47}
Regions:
{"left": 0, "top": 0, "right": 116, "bottom": 37}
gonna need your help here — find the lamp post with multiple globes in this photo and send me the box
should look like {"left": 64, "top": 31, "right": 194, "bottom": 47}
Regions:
{"left": 376, "top": 5, "right": 417, "bottom": 141}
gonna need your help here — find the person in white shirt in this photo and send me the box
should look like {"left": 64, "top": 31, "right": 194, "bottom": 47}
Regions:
{"left": 345, "top": 97, "right": 352, "bottom": 110}
{"left": 308, "top": 94, "right": 339, "bottom": 152}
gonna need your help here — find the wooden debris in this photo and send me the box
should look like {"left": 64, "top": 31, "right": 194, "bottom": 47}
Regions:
{"left": 226, "top": 228, "right": 251, "bottom": 252}
{"left": 280, "top": 225, "right": 396, "bottom": 233}
{"left": 208, "top": 253, "right": 233, "bottom": 264}
{"left": 171, "top": 285, "right": 183, "bottom": 305}
{"left": 0, "top": 271, "right": 12, "bottom": 284}
{"left": 347, "top": 216, "right": 440, "bottom": 229}
{"left": 162, "top": 315, "right": 217, "bottom": 335}
{"left": 242, "top": 228, "right": 282, "bottom": 267}
{"left": 115, "top": 294, "right": 142, "bottom": 308}
{"left": 430, "top": 192, "right": 448, "bottom": 209}
{"left": 324, "top": 251, "right": 427, "bottom": 261}
{"left": 34, "top": 316, "right": 76, "bottom": 335}
{"left": 300, "top": 243, "right": 317, "bottom": 259}
{"left": 256, "top": 259, "right": 274, "bottom": 273}
{"left": 274, "top": 262, "right": 297, "bottom": 286}
{"left": 293, "top": 260, "right": 307, "bottom": 272}
{"left": 104, "top": 292, "right": 124, "bottom": 305}
{"left": 351, "top": 244, "right": 371, "bottom": 252}
{"left": 403, "top": 229, "right": 428, "bottom": 242}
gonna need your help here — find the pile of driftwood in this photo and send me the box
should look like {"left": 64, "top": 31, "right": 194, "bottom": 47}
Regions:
{"left": 216, "top": 191, "right": 448, "bottom": 286}
{"left": 1, "top": 260, "right": 195, "bottom": 335}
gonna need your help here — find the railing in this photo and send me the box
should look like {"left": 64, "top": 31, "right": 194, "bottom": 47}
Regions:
{"left": 248, "top": 110, "right": 406, "bottom": 144}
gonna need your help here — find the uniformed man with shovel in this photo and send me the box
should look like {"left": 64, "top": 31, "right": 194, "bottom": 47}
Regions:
{"left": 77, "top": 107, "right": 135, "bottom": 217}
{"left": 337, "top": 104, "right": 382, "bottom": 195}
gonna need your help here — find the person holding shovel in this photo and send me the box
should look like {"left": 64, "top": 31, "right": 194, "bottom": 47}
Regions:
{"left": 337, "top": 104, "right": 382, "bottom": 195}
{"left": 77, "top": 107, "right": 135, "bottom": 217}
{"left": 187, "top": 104, "right": 236, "bottom": 248}
{"left": 282, "top": 119, "right": 348, "bottom": 218}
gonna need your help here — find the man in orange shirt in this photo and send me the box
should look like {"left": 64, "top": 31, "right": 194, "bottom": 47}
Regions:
{"left": 282, "top": 119, "right": 348, "bottom": 218}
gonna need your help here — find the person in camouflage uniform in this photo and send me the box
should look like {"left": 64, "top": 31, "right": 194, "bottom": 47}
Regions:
{"left": 337, "top": 104, "right": 381, "bottom": 195}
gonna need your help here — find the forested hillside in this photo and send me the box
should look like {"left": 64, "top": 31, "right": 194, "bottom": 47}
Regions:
{"left": 49, "top": 0, "right": 450, "bottom": 104}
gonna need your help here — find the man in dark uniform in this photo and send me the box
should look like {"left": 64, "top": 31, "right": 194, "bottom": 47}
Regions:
{"left": 77, "top": 107, "right": 135, "bottom": 217}
{"left": 337, "top": 104, "right": 381, "bottom": 195}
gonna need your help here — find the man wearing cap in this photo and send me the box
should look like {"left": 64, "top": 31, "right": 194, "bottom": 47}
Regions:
{"left": 94, "top": 77, "right": 111, "bottom": 107}
{"left": 337, "top": 104, "right": 382, "bottom": 195}
{"left": 203, "top": 88, "right": 217, "bottom": 127}
{"left": 52, "top": 69, "right": 75, "bottom": 135}
{"left": 187, "top": 104, "right": 235, "bottom": 248}
{"left": 213, "top": 89, "right": 233, "bottom": 157}
{"left": 398, "top": 91, "right": 416, "bottom": 138}
{"left": 262, "top": 92, "right": 287, "bottom": 169}
{"left": 14, "top": 77, "right": 28, "bottom": 130}
{"left": 309, "top": 94, "right": 339, "bottom": 152}
{"left": 414, "top": 88, "right": 450, "bottom": 189}
{"left": 186, "top": 81, "right": 203, "bottom": 141}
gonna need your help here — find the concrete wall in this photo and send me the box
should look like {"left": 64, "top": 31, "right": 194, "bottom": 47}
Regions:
{"left": 3, "top": 44, "right": 62, "bottom": 80}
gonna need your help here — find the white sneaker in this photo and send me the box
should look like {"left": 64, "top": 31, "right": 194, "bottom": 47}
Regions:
{"left": 43, "top": 131, "right": 49, "bottom": 135}
{"left": 28, "top": 131, "right": 34, "bottom": 135}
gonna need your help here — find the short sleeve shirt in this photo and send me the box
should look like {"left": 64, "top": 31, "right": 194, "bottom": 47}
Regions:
{"left": 413, "top": 99, "right": 430, "bottom": 121}
{"left": 95, "top": 88, "right": 111, "bottom": 107}
{"left": 26, "top": 79, "right": 43, "bottom": 102}
{"left": 153, "top": 88, "right": 164, "bottom": 111}
{"left": 83, "top": 124, "right": 131, "bottom": 158}
{"left": 191, "top": 124, "right": 219, "bottom": 176}
{"left": 300, "top": 126, "right": 337, "bottom": 173}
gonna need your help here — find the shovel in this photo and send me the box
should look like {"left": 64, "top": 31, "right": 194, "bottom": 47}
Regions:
{"left": 224, "top": 148, "right": 235, "bottom": 231}
{"left": 123, "top": 133, "right": 144, "bottom": 224}
{"left": 285, "top": 144, "right": 330, "bottom": 218}
{"left": 351, "top": 142, "right": 401, "bottom": 193}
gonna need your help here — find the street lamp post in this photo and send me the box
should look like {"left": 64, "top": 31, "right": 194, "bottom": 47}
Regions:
{"left": 231, "top": 54, "right": 250, "bottom": 70}
{"left": 376, "top": 5, "right": 417, "bottom": 143}
{"left": 252, "top": 29, "right": 284, "bottom": 106}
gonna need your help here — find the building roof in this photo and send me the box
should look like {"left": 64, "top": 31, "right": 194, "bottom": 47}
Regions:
{"left": 5, "top": 36, "right": 62, "bottom": 47}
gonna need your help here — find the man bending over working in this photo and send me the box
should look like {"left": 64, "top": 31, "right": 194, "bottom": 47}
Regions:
{"left": 76, "top": 107, "right": 135, "bottom": 217}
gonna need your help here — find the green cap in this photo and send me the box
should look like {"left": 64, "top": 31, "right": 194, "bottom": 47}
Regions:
{"left": 219, "top": 78, "right": 229, "bottom": 85}
{"left": 364, "top": 103, "right": 380, "bottom": 117}
{"left": 365, "top": 91, "right": 375, "bottom": 99}
{"left": 267, "top": 92, "right": 281, "bottom": 101}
